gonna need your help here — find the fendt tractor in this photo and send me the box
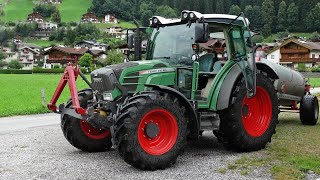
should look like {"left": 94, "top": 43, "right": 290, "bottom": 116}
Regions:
{"left": 48, "top": 11, "right": 319, "bottom": 170}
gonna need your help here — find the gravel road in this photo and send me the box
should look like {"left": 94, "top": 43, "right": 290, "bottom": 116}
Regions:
{"left": 0, "top": 113, "right": 271, "bottom": 180}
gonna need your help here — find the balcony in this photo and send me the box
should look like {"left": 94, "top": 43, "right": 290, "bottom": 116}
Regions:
{"left": 280, "top": 58, "right": 320, "bottom": 63}
{"left": 280, "top": 49, "right": 309, "bottom": 54}
{"left": 47, "top": 57, "right": 76, "bottom": 63}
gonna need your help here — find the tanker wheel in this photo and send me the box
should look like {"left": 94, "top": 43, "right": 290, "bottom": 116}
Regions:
{"left": 216, "top": 73, "right": 278, "bottom": 151}
{"left": 300, "top": 94, "right": 319, "bottom": 125}
{"left": 61, "top": 90, "right": 112, "bottom": 152}
{"left": 113, "top": 92, "right": 187, "bottom": 170}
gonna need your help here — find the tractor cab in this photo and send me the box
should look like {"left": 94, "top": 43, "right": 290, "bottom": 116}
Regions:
{"left": 144, "top": 11, "right": 255, "bottom": 104}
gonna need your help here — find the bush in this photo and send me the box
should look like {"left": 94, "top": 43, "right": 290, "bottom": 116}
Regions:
{"left": 69, "top": 22, "right": 78, "bottom": 26}
{"left": 53, "top": 64, "right": 60, "bottom": 69}
{"left": 8, "top": 60, "right": 23, "bottom": 69}
{"left": 311, "top": 66, "right": 319, "bottom": 72}
{"left": 7, "top": 21, "right": 16, "bottom": 26}
{"left": 298, "top": 63, "right": 306, "bottom": 72}
{"left": 33, "top": 68, "right": 65, "bottom": 74}
{"left": 0, "top": 69, "right": 32, "bottom": 74}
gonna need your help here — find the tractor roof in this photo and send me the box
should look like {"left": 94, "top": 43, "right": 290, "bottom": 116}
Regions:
{"left": 150, "top": 11, "right": 250, "bottom": 27}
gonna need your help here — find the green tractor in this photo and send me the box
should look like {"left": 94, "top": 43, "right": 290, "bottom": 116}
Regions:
{"left": 48, "top": 11, "right": 318, "bottom": 170}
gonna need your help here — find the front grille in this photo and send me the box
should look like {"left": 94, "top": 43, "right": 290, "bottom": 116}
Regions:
{"left": 123, "top": 72, "right": 140, "bottom": 92}
{"left": 91, "top": 68, "right": 118, "bottom": 92}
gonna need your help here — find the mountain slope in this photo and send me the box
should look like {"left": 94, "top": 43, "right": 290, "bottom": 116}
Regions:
{"left": 58, "top": 0, "right": 92, "bottom": 22}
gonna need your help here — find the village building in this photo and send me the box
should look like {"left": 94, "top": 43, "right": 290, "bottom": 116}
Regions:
{"left": 200, "top": 39, "right": 226, "bottom": 60}
{"left": 27, "top": 13, "right": 44, "bottom": 23}
{"left": 32, "top": 22, "right": 58, "bottom": 38}
{"left": 74, "top": 40, "right": 109, "bottom": 52}
{"left": 267, "top": 39, "right": 320, "bottom": 69}
{"left": 106, "top": 26, "right": 122, "bottom": 38}
{"left": 42, "top": 0, "right": 62, "bottom": 4}
{"left": 43, "top": 46, "right": 106, "bottom": 68}
{"left": 0, "top": 43, "right": 43, "bottom": 70}
{"left": 104, "top": 14, "right": 118, "bottom": 24}
{"left": 81, "top": 13, "right": 99, "bottom": 23}
{"left": 121, "top": 29, "right": 134, "bottom": 40}
{"left": 13, "top": 35, "right": 22, "bottom": 44}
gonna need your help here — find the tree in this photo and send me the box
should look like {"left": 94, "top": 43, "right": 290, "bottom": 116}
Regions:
{"left": 229, "top": 5, "right": 241, "bottom": 15}
{"left": 155, "top": 5, "right": 177, "bottom": 18}
{"left": 33, "top": 4, "right": 57, "bottom": 18}
{"left": 79, "top": 53, "right": 93, "bottom": 68}
{"left": 106, "top": 50, "right": 124, "bottom": 65}
{"left": 52, "top": 10, "right": 61, "bottom": 24}
{"left": 261, "top": 0, "right": 275, "bottom": 37}
{"left": 277, "top": 1, "right": 287, "bottom": 32}
{"left": 8, "top": 60, "right": 23, "bottom": 69}
{"left": 0, "top": 51, "right": 6, "bottom": 60}
{"left": 287, "top": 2, "right": 299, "bottom": 32}
{"left": 215, "top": 0, "right": 224, "bottom": 13}
{"left": 305, "top": 3, "right": 320, "bottom": 32}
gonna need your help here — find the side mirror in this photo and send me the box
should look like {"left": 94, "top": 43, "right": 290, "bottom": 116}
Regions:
{"left": 128, "top": 35, "right": 134, "bottom": 49}
{"left": 195, "top": 23, "right": 209, "bottom": 43}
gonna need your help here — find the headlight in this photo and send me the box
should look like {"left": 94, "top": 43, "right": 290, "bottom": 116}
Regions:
{"left": 102, "top": 92, "right": 113, "bottom": 101}
{"left": 182, "top": 12, "right": 188, "bottom": 19}
{"left": 189, "top": 13, "right": 195, "bottom": 19}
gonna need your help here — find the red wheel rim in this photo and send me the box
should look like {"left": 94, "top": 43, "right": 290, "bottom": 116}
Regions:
{"left": 242, "top": 86, "right": 272, "bottom": 137}
{"left": 80, "top": 120, "right": 110, "bottom": 140}
{"left": 138, "top": 109, "right": 178, "bottom": 156}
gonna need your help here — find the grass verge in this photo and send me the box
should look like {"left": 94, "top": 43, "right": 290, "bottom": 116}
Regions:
{"left": 221, "top": 111, "right": 320, "bottom": 180}
{"left": 0, "top": 74, "right": 89, "bottom": 117}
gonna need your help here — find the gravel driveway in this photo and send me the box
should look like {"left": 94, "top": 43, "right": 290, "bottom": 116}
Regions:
{"left": 0, "top": 114, "right": 271, "bottom": 180}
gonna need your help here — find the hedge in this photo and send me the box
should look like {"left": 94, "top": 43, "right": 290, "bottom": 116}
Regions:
{"left": 0, "top": 69, "right": 33, "bottom": 74}
{"left": 0, "top": 68, "right": 92, "bottom": 74}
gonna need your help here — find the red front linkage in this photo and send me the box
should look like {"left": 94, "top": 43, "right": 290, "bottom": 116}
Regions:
{"left": 47, "top": 62, "right": 87, "bottom": 115}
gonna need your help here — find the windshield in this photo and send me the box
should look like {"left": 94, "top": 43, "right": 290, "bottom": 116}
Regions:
{"left": 148, "top": 24, "right": 195, "bottom": 66}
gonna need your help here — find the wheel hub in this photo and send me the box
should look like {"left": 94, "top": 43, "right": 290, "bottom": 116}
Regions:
{"left": 144, "top": 122, "right": 159, "bottom": 139}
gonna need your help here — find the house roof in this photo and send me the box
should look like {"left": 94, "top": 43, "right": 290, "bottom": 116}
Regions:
{"left": 89, "top": 50, "right": 106, "bottom": 56}
{"left": 267, "top": 39, "right": 320, "bottom": 54}
{"left": 20, "top": 43, "right": 41, "bottom": 49}
{"left": 76, "top": 40, "right": 108, "bottom": 47}
{"left": 28, "top": 13, "right": 44, "bottom": 19}
{"left": 44, "top": 46, "right": 88, "bottom": 55}
{"left": 20, "top": 46, "right": 40, "bottom": 54}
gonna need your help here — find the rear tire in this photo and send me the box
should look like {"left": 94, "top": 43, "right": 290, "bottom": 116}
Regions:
{"left": 300, "top": 94, "right": 319, "bottom": 125}
{"left": 113, "top": 92, "right": 187, "bottom": 170}
{"left": 216, "top": 73, "right": 278, "bottom": 151}
{"left": 61, "top": 90, "right": 112, "bottom": 152}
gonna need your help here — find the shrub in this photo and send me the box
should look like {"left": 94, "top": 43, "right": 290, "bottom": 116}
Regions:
{"left": 0, "top": 69, "right": 32, "bottom": 74}
{"left": 53, "top": 64, "right": 60, "bottom": 69}
{"left": 298, "top": 63, "right": 306, "bottom": 72}
{"left": 8, "top": 60, "right": 23, "bottom": 69}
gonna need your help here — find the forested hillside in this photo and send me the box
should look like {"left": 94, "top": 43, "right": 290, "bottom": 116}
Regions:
{"left": 90, "top": 0, "right": 320, "bottom": 36}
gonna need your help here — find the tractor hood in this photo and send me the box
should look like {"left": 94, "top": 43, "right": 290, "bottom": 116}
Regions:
{"left": 90, "top": 60, "right": 173, "bottom": 94}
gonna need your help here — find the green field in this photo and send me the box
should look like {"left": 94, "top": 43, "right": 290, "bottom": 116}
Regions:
{"left": 2, "top": 0, "right": 34, "bottom": 22}
{"left": 58, "top": 0, "right": 92, "bottom": 22}
{"left": 0, "top": 74, "right": 89, "bottom": 117}
{"left": 309, "top": 78, "right": 320, "bottom": 88}
{"left": 0, "top": 75, "right": 320, "bottom": 117}
{"left": 25, "top": 39, "right": 62, "bottom": 47}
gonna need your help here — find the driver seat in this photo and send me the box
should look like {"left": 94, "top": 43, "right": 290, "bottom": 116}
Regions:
{"left": 198, "top": 53, "right": 218, "bottom": 76}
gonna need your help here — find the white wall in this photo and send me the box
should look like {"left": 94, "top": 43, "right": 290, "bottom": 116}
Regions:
{"left": 267, "top": 49, "right": 280, "bottom": 64}
{"left": 309, "top": 51, "right": 320, "bottom": 58}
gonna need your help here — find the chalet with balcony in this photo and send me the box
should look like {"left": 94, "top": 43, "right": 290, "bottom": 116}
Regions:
{"left": 44, "top": 46, "right": 88, "bottom": 65}
{"left": 104, "top": 14, "right": 118, "bottom": 24}
{"left": 27, "top": 13, "right": 44, "bottom": 23}
{"left": 106, "top": 26, "right": 122, "bottom": 38}
{"left": 81, "top": 13, "right": 99, "bottom": 23}
{"left": 200, "top": 39, "right": 226, "bottom": 60}
{"left": 267, "top": 39, "right": 320, "bottom": 69}
{"left": 19, "top": 46, "right": 41, "bottom": 69}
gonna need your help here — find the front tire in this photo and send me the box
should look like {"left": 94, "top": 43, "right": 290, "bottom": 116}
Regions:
{"left": 300, "top": 94, "right": 319, "bottom": 125}
{"left": 61, "top": 90, "right": 112, "bottom": 152}
{"left": 113, "top": 92, "right": 187, "bottom": 170}
{"left": 216, "top": 73, "right": 278, "bottom": 151}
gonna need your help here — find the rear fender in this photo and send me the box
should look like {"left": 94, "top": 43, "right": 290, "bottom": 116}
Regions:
{"left": 216, "top": 62, "right": 279, "bottom": 111}
{"left": 145, "top": 84, "right": 199, "bottom": 139}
